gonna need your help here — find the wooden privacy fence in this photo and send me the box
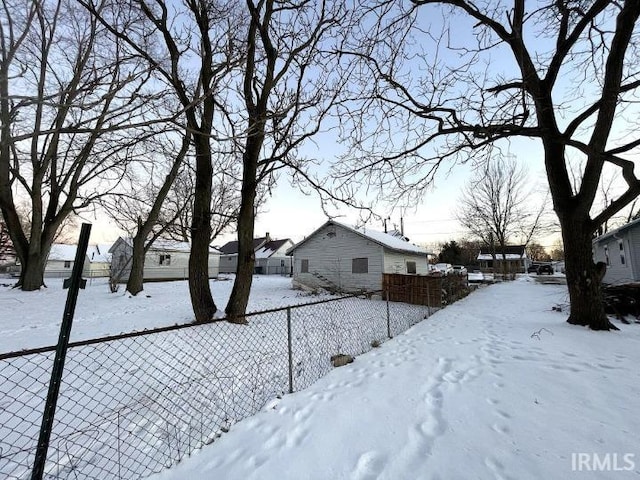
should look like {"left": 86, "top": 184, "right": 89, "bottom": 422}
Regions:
{"left": 383, "top": 273, "right": 470, "bottom": 307}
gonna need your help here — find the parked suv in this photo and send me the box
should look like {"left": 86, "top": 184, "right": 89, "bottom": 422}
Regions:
{"left": 434, "top": 263, "right": 454, "bottom": 275}
{"left": 536, "top": 264, "right": 554, "bottom": 275}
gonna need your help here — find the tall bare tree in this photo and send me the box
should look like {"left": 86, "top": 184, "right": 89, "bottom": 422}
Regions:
{"left": 225, "top": 0, "right": 352, "bottom": 320}
{"left": 339, "top": 0, "right": 640, "bottom": 330}
{"left": 82, "top": 0, "right": 245, "bottom": 321}
{"left": 0, "top": 0, "right": 157, "bottom": 290}
{"left": 457, "top": 157, "right": 549, "bottom": 263}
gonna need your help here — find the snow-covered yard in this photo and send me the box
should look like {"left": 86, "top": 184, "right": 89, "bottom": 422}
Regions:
{"left": 1, "top": 276, "right": 639, "bottom": 479}
{"left": 147, "top": 277, "right": 640, "bottom": 480}
{"left": 0, "top": 275, "right": 429, "bottom": 479}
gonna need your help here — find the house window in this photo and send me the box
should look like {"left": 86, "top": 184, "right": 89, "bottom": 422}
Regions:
{"left": 352, "top": 257, "right": 368, "bottom": 274}
{"left": 301, "top": 259, "right": 309, "bottom": 273}
{"left": 619, "top": 240, "right": 626, "bottom": 266}
{"left": 406, "top": 261, "right": 417, "bottom": 274}
{"left": 64, "top": 261, "right": 71, "bottom": 268}
{"left": 281, "top": 260, "right": 285, "bottom": 267}
{"left": 604, "top": 245, "right": 610, "bottom": 266}
{"left": 159, "top": 254, "right": 171, "bottom": 266}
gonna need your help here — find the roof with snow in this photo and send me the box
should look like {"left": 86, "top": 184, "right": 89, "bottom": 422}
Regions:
{"left": 288, "top": 220, "right": 432, "bottom": 256}
{"left": 47, "top": 244, "right": 79, "bottom": 262}
{"left": 593, "top": 216, "right": 640, "bottom": 243}
{"left": 255, "top": 239, "right": 293, "bottom": 259}
{"left": 110, "top": 237, "right": 220, "bottom": 254}
{"left": 477, "top": 245, "right": 527, "bottom": 261}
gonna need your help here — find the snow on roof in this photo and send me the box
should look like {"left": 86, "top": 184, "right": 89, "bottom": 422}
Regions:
{"left": 112, "top": 237, "right": 220, "bottom": 254}
{"left": 47, "top": 244, "right": 78, "bottom": 261}
{"left": 477, "top": 253, "right": 526, "bottom": 260}
{"left": 593, "top": 216, "right": 640, "bottom": 243}
{"left": 255, "top": 239, "right": 293, "bottom": 259}
{"left": 87, "top": 244, "right": 112, "bottom": 263}
{"left": 288, "top": 220, "right": 431, "bottom": 256}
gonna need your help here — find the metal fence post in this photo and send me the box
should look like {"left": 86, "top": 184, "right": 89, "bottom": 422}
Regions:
{"left": 286, "top": 307, "right": 294, "bottom": 394}
{"left": 32, "top": 223, "right": 92, "bottom": 480}
{"left": 386, "top": 295, "right": 392, "bottom": 339}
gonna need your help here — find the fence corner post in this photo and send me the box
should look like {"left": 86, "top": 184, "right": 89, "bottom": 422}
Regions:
{"left": 386, "top": 292, "right": 392, "bottom": 339}
{"left": 286, "top": 307, "right": 294, "bottom": 394}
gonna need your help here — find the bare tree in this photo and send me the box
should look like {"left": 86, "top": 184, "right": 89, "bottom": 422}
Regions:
{"left": 339, "top": 0, "right": 640, "bottom": 330}
{"left": 101, "top": 131, "right": 192, "bottom": 295}
{"left": 225, "top": 0, "right": 353, "bottom": 320}
{"left": 0, "top": 0, "right": 158, "bottom": 290}
{"left": 81, "top": 0, "right": 246, "bottom": 322}
{"left": 457, "top": 157, "right": 549, "bottom": 269}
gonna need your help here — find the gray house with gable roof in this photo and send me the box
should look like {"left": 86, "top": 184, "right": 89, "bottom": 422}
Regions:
{"left": 287, "top": 220, "right": 432, "bottom": 292}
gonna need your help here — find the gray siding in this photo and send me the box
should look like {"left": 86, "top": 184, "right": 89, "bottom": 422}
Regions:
{"left": 595, "top": 233, "right": 636, "bottom": 284}
{"left": 292, "top": 224, "right": 384, "bottom": 292}
{"left": 219, "top": 254, "right": 238, "bottom": 274}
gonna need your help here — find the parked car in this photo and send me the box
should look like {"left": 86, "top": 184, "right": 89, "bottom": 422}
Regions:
{"left": 452, "top": 265, "right": 467, "bottom": 275}
{"left": 527, "top": 264, "right": 539, "bottom": 273}
{"left": 434, "top": 263, "right": 454, "bottom": 275}
{"left": 537, "top": 264, "right": 554, "bottom": 275}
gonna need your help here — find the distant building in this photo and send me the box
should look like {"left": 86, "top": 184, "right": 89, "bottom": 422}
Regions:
{"left": 287, "top": 220, "right": 432, "bottom": 293}
{"left": 109, "top": 238, "right": 220, "bottom": 282}
{"left": 477, "top": 245, "right": 530, "bottom": 274}
{"left": 218, "top": 233, "right": 293, "bottom": 274}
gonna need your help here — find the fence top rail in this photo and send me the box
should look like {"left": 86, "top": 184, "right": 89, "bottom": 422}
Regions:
{"left": 0, "top": 289, "right": 383, "bottom": 360}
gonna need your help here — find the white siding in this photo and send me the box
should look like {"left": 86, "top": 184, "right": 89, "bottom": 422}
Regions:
{"left": 110, "top": 238, "right": 219, "bottom": 281}
{"left": 292, "top": 223, "right": 384, "bottom": 292}
{"left": 383, "top": 251, "right": 429, "bottom": 275}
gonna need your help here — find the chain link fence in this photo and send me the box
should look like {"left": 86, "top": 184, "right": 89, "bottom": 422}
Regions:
{"left": 0, "top": 293, "right": 435, "bottom": 480}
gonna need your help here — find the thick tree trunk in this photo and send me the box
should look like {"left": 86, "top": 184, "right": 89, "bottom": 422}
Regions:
{"left": 562, "top": 221, "right": 618, "bottom": 331}
{"left": 189, "top": 137, "right": 217, "bottom": 323}
{"left": 225, "top": 159, "right": 258, "bottom": 323}
{"left": 18, "top": 252, "right": 46, "bottom": 291}
{"left": 126, "top": 235, "right": 146, "bottom": 296}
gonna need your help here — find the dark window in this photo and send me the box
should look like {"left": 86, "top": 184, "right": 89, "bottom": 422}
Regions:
{"left": 619, "top": 241, "right": 626, "bottom": 266}
{"left": 64, "top": 261, "right": 71, "bottom": 268}
{"left": 407, "top": 261, "right": 417, "bottom": 274}
{"left": 301, "top": 259, "right": 309, "bottom": 273}
{"left": 604, "top": 245, "right": 610, "bottom": 266}
{"left": 352, "top": 257, "right": 368, "bottom": 274}
{"left": 159, "top": 254, "right": 171, "bottom": 266}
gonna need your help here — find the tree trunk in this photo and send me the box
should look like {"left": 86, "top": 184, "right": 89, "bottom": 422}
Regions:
{"left": 189, "top": 137, "right": 217, "bottom": 323}
{"left": 562, "top": 221, "right": 618, "bottom": 331}
{"left": 18, "top": 251, "right": 46, "bottom": 291}
{"left": 225, "top": 160, "right": 258, "bottom": 323}
{"left": 126, "top": 235, "right": 146, "bottom": 296}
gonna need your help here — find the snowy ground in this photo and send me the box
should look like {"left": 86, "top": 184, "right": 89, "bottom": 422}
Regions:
{"left": 0, "top": 275, "right": 326, "bottom": 352}
{"left": 2, "top": 275, "right": 639, "bottom": 479}
{"left": 142, "top": 277, "right": 640, "bottom": 480}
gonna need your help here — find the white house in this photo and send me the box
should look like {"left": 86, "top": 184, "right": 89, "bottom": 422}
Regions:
{"left": 593, "top": 218, "right": 640, "bottom": 285}
{"left": 254, "top": 239, "right": 294, "bottom": 275}
{"left": 287, "top": 220, "right": 432, "bottom": 293}
{"left": 218, "top": 234, "right": 293, "bottom": 274}
{"left": 43, "top": 243, "right": 112, "bottom": 278}
{"left": 109, "top": 238, "right": 220, "bottom": 282}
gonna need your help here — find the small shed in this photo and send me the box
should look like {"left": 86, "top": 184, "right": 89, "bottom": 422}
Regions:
{"left": 287, "top": 220, "right": 432, "bottom": 293}
{"left": 593, "top": 218, "right": 640, "bottom": 285}
{"left": 109, "top": 237, "right": 220, "bottom": 282}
